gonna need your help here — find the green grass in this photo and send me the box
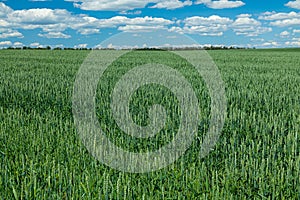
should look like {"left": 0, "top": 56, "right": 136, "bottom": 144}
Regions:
{"left": 0, "top": 49, "right": 299, "bottom": 199}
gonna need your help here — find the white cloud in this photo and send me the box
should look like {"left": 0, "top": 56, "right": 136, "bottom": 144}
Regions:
{"left": 250, "top": 38, "right": 264, "bottom": 42}
{"left": 38, "top": 32, "right": 71, "bottom": 38}
{"left": 184, "top": 15, "right": 233, "bottom": 25}
{"left": 280, "top": 31, "right": 290, "bottom": 38}
{"left": 0, "top": 2, "right": 13, "bottom": 17}
{"left": 170, "top": 14, "right": 271, "bottom": 37}
{"left": 172, "top": 15, "right": 232, "bottom": 36}
{"left": 104, "top": 43, "right": 139, "bottom": 49}
{"left": 110, "top": 16, "right": 173, "bottom": 26}
{"left": 0, "top": 30, "right": 23, "bottom": 39}
{"left": 259, "top": 11, "right": 300, "bottom": 20}
{"left": 67, "top": 0, "right": 244, "bottom": 11}
{"left": 94, "top": 16, "right": 173, "bottom": 32}
{"left": 0, "top": 2, "right": 282, "bottom": 47}
{"left": 231, "top": 14, "right": 272, "bottom": 36}
{"left": 285, "top": 0, "right": 300, "bottom": 9}
{"left": 54, "top": 44, "right": 64, "bottom": 48}
{"left": 77, "top": 28, "right": 100, "bottom": 35}
{"left": 177, "top": 26, "right": 225, "bottom": 36}
{"left": 261, "top": 41, "right": 279, "bottom": 47}
{"left": 196, "top": 0, "right": 211, "bottom": 3}
{"left": 0, "top": 41, "right": 12, "bottom": 46}
{"left": 259, "top": 11, "right": 300, "bottom": 27}
{"left": 29, "top": 42, "right": 47, "bottom": 48}
{"left": 196, "top": 0, "right": 245, "bottom": 9}
{"left": 73, "top": 15, "right": 173, "bottom": 31}
{"left": 0, "top": 3, "right": 174, "bottom": 36}
{"left": 74, "top": 43, "right": 88, "bottom": 48}
{"left": 13, "top": 42, "right": 23, "bottom": 47}
{"left": 0, "top": 19, "right": 9, "bottom": 27}
{"left": 66, "top": 0, "right": 158, "bottom": 11}
{"left": 234, "top": 27, "right": 272, "bottom": 37}
{"left": 232, "top": 15, "right": 260, "bottom": 26}
{"left": 7, "top": 8, "right": 73, "bottom": 25}
{"left": 30, "top": 42, "right": 40, "bottom": 47}
{"left": 198, "top": 31, "right": 223, "bottom": 36}
{"left": 293, "top": 29, "right": 300, "bottom": 33}
{"left": 169, "top": 26, "right": 184, "bottom": 34}
{"left": 150, "top": 0, "right": 192, "bottom": 10}
{"left": 270, "top": 19, "right": 300, "bottom": 27}
{"left": 236, "top": 14, "right": 252, "bottom": 18}
{"left": 119, "top": 10, "right": 142, "bottom": 15}
{"left": 285, "top": 38, "right": 300, "bottom": 47}
{"left": 118, "top": 25, "right": 166, "bottom": 32}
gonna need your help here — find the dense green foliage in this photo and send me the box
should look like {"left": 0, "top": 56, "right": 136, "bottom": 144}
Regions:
{"left": 0, "top": 49, "right": 299, "bottom": 199}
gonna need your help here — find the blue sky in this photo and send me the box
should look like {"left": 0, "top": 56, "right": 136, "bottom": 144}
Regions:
{"left": 1, "top": 0, "right": 300, "bottom": 48}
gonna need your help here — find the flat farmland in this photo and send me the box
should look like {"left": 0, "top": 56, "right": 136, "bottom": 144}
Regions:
{"left": 0, "top": 49, "right": 299, "bottom": 199}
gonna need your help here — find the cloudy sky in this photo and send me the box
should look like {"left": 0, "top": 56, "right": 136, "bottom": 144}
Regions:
{"left": 1, "top": 0, "right": 300, "bottom": 48}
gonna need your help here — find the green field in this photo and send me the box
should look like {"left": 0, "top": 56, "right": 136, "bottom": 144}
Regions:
{"left": 0, "top": 49, "right": 299, "bottom": 199}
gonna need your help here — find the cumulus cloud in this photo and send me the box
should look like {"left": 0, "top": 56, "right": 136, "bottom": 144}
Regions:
{"left": 74, "top": 43, "right": 88, "bottom": 48}
{"left": 285, "top": 41, "right": 300, "bottom": 46}
{"left": 236, "top": 14, "right": 252, "bottom": 18}
{"left": 0, "top": 3, "right": 174, "bottom": 38}
{"left": 171, "top": 14, "right": 271, "bottom": 37}
{"left": 184, "top": 15, "right": 233, "bottom": 26}
{"left": 0, "top": 2, "right": 13, "bottom": 17}
{"left": 0, "top": 41, "right": 12, "bottom": 46}
{"left": 259, "top": 11, "right": 300, "bottom": 27}
{"left": 119, "top": 10, "right": 142, "bottom": 15}
{"left": 196, "top": 0, "right": 245, "bottom": 9}
{"left": 0, "top": 19, "right": 9, "bottom": 27}
{"left": 231, "top": 14, "right": 272, "bottom": 36}
{"left": 270, "top": 19, "right": 300, "bottom": 27}
{"left": 280, "top": 31, "right": 290, "bottom": 38}
{"left": 150, "top": 0, "right": 192, "bottom": 9}
{"left": 30, "top": 42, "right": 40, "bottom": 47}
{"left": 250, "top": 38, "right": 265, "bottom": 42}
{"left": 103, "top": 16, "right": 173, "bottom": 26}
{"left": 0, "top": 29, "right": 23, "bottom": 39}
{"left": 77, "top": 28, "right": 100, "bottom": 35}
{"left": 285, "top": 37, "right": 300, "bottom": 46}
{"left": 170, "top": 15, "right": 232, "bottom": 36}
{"left": 13, "top": 42, "right": 23, "bottom": 47}
{"left": 261, "top": 41, "right": 279, "bottom": 47}
{"left": 66, "top": 0, "right": 244, "bottom": 11}
{"left": 232, "top": 15, "right": 260, "bottom": 26}
{"left": 259, "top": 11, "right": 300, "bottom": 20}
{"left": 8, "top": 9, "right": 69, "bottom": 24}
{"left": 38, "top": 32, "right": 72, "bottom": 38}
{"left": 65, "top": 0, "right": 158, "bottom": 11}
{"left": 285, "top": 0, "right": 300, "bottom": 9}
{"left": 95, "top": 16, "right": 173, "bottom": 32}
{"left": 293, "top": 29, "right": 300, "bottom": 33}
{"left": 0, "top": 2, "right": 281, "bottom": 46}
{"left": 118, "top": 25, "right": 166, "bottom": 32}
